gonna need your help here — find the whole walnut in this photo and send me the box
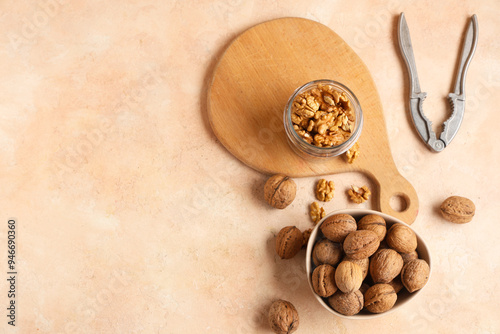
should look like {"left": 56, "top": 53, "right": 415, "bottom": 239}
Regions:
{"left": 357, "top": 214, "right": 387, "bottom": 241}
{"left": 359, "top": 282, "right": 371, "bottom": 295}
{"left": 369, "top": 249, "right": 404, "bottom": 284}
{"left": 378, "top": 239, "right": 390, "bottom": 250}
{"left": 401, "top": 259, "right": 430, "bottom": 293}
{"left": 343, "top": 256, "right": 369, "bottom": 280}
{"left": 440, "top": 196, "right": 475, "bottom": 223}
{"left": 386, "top": 223, "right": 417, "bottom": 253}
{"left": 302, "top": 228, "right": 313, "bottom": 247}
{"left": 388, "top": 276, "right": 404, "bottom": 293}
{"left": 312, "top": 239, "right": 343, "bottom": 267}
{"left": 364, "top": 284, "right": 397, "bottom": 313}
{"left": 312, "top": 264, "right": 338, "bottom": 298}
{"left": 328, "top": 290, "right": 364, "bottom": 316}
{"left": 275, "top": 226, "right": 303, "bottom": 259}
{"left": 343, "top": 230, "right": 380, "bottom": 260}
{"left": 400, "top": 250, "right": 419, "bottom": 265}
{"left": 268, "top": 300, "right": 299, "bottom": 334}
{"left": 264, "top": 174, "right": 297, "bottom": 209}
{"left": 335, "top": 261, "right": 363, "bottom": 293}
{"left": 320, "top": 214, "right": 357, "bottom": 243}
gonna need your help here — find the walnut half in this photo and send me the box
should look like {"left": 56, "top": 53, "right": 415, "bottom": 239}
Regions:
{"left": 316, "top": 179, "right": 335, "bottom": 202}
{"left": 310, "top": 202, "right": 325, "bottom": 225}
{"left": 345, "top": 142, "right": 360, "bottom": 164}
{"left": 348, "top": 185, "right": 371, "bottom": 204}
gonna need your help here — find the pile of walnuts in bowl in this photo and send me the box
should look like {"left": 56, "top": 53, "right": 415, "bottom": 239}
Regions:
{"left": 307, "top": 210, "right": 430, "bottom": 317}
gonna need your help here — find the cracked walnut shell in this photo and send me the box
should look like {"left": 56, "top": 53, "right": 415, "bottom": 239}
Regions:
{"left": 264, "top": 174, "right": 296, "bottom": 209}
{"left": 268, "top": 300, "right": 299, "bottom": 334}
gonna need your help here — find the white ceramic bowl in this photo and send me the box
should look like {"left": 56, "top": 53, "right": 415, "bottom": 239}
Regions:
{"left": 306, "top": 209, "right": 431, "bottom": 319}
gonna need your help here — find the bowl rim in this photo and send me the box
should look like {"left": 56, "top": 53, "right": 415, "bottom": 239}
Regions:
{"left": 305, "top": 208, "right": 432, "bottom": 319}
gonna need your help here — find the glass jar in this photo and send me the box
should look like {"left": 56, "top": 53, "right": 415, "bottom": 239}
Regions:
{"left": 283, "top": 79, "right": 363, "bottom": 159}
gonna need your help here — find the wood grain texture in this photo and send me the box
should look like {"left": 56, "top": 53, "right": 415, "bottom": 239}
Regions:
{"left": 207, "top": 17, "right": 419, "bottom": 223}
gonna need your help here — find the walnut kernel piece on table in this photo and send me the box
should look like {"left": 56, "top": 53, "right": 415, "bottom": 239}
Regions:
{"left": 291, "top": 84, "right": 355, "bottom": 147}
{"left": 316, "top": 179, "right": 335, "bottom": 202}
{"left": 302, "top": 228, "right": 313, "bottom": 247}
{"left": 345, "top": 142, "right": 360, "bottom": 164}
{"left": 348, "top": 185, "right": 371, "bottom": 204}
{"left": 310, "top": 202, "right": 325, "bottom": 225}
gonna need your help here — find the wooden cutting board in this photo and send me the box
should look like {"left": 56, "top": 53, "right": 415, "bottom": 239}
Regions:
{"left": 207, "top": 17, "right": 419, "bottom": 224}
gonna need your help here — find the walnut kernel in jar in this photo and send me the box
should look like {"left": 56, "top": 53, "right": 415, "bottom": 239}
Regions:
{"left": 284, "top": 80, "right": 363, "bottom": 159}
{"left": 291, "top": 83, "right": 356, "bottom": 148}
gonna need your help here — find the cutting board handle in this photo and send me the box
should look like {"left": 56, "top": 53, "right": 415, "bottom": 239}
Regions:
{"left": 371, "top": 171, "right": 419, "bottom": 224}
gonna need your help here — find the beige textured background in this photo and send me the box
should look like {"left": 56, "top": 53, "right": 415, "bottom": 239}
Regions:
{"left": 0, "top": 0, "right": 499, "bottom": 333}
